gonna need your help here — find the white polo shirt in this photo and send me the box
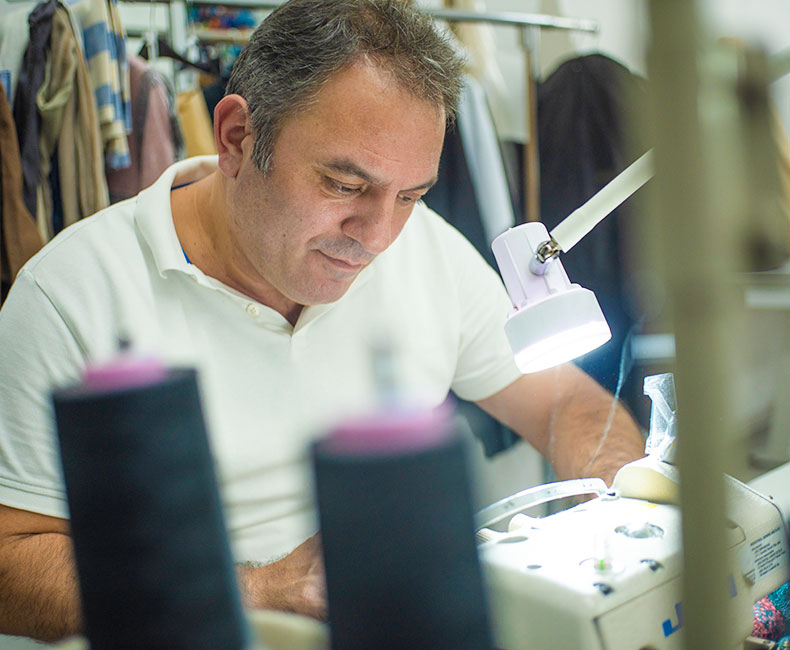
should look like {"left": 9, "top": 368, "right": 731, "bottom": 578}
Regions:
{"left": 0, "top": 156, "right": 521, "bottom": 562}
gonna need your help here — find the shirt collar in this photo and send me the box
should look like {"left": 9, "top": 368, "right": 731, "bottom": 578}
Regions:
{"left": 135, "top": 155, "right": 219, "bottom": 277}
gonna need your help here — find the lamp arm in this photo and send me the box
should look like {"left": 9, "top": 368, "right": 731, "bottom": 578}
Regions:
{"left": 547, "top": 149, "right": 655, "bottom": 255}
{"left": 492, "top": 150, "right": 654, "bottom": 371}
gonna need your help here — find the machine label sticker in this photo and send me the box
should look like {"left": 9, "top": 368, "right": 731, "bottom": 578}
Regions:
{"left": 662, "top": 575, "right": 738, "bottom": 637}
{"left": 662, "top": 602, "right": 683, "bottom": 637}
{"left": 749, "top": 527, "right": 786, "bottom": 581}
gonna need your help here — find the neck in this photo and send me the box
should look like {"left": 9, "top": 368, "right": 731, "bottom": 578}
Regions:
{"left": 171, "top": 174, "right": 222, "bottom": 274}
{"left": 171, "top": 174, "right": 304, "bottom": 325}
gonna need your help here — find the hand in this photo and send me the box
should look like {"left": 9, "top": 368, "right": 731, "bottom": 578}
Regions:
{"left": 238, "top": 534, "right": 327, "bottom": 621}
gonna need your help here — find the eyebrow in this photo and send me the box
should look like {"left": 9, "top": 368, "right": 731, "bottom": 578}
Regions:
{"left": 321, "top": 159, "right": 438, "bottom": 193}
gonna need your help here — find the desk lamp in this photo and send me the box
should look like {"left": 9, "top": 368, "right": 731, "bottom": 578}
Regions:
{"left": 492, "top": 150, "right": 654, "bottom": 373}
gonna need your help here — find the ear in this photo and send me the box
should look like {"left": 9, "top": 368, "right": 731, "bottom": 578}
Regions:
{"left": 214, "top": 94, "right": 252, "bottom": 178}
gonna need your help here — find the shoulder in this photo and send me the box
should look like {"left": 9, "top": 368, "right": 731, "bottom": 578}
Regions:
{"left": 23, "top": 199, "right": 140, "bottom": 283}
{"left": 10, "top": 198, "right": 155, "bottom": 357}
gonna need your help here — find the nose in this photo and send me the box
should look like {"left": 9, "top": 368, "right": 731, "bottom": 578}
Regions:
{"left": 341, "top": 194, "right": 399, "bottom": 256}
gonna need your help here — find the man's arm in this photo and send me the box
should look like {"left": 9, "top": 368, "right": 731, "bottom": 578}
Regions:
{"left": 0, "top": 504, "right": 81, "bottom": 642}
{"left": 0, "top": 504, "right": 327, "bottom": 642}
{"left": 238, "top": 534, "right": 327, "bottom": 621}
{"left": 476, "top": 363, "right": 645, "bottom": 486}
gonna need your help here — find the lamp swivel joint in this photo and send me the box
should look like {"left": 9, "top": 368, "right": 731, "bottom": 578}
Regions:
{"left": 529, "top": 239, "right": 562, "bottom": 275}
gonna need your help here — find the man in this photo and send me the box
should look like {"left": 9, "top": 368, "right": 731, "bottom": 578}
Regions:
{"left": 0, "top": 0, "right": 644, "bottom": 641}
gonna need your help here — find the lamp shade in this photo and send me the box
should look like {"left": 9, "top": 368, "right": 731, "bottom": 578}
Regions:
{"left": 493, "top": 223, "right": 612, "bottom": 373}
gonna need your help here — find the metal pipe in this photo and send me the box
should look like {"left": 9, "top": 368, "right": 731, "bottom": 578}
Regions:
{"left": 426, "top": 7, "right": 597, "bottom": 33}
{"left": 122, "top": 0, "right": 599, "bottom": 33}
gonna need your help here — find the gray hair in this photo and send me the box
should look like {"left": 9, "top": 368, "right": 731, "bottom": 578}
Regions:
{"left": 225, "top": 0, "right": 465, "bottom": 173}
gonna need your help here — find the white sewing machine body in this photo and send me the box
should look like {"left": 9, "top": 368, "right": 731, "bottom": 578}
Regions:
{"left": 478, "top": 473, "right": 789, "bottom": 650}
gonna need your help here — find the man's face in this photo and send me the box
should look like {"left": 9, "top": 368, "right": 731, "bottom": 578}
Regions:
{"left": 227, "top": 62, "right": 446, "bottom": 311}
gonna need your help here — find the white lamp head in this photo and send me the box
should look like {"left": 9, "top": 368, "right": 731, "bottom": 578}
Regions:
{"left": 492, "top": 222, "right": 611, "bottom": 374}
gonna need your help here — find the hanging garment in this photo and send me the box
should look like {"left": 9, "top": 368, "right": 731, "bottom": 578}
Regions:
{"left": 0, "top": 84, "right": 44, "bottom": 303}
{"left": 36, "top": 5, "right": 108, "bottom": 238}
{"left": 176, "top": 88, "right": 217, "bottom": 157}
{"left": 60, "top": 0, "right": 131, "bottom": 170}
{"left": 423, "top": 120, "right": 492, "bottom": 267}
{"left": 423, "top": 77, "right": 517, "bottom": 269}
{"left": 456, "top": 76, "right": 516, "bottom": 246}
{"left": 537, "top": 53, "right": 650, "bottom": 397}
{"left": 0, "top": 5, "right": 36, "bottom": 104}
{"left": 106, "top": 53, "right": 182, "bottom": 202}
{"left": 12, "top": 0, "right": 57, "bottom": 226}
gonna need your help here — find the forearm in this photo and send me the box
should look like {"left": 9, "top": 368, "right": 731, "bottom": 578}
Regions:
{"left": 547, "top": 383, "right": 645, "bottom": 485}
{"left": 237, "top": 562, "right": 273, "bottom": 610}
{"left": 237, "top": 564, "right": 327, "bottom": 620}
{"left": 477, "top": 366, "right": 645, "bottom": 487}
{"left": 0, "top": 532, "right": 82, "bottom": 642}
{"left": 236, "top": 534, "right": 326, "bottom": 620}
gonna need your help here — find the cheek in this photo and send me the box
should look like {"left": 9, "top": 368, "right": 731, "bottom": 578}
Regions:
{"left": 302, "top": 202, "right": 351, "bottom": 238}
{"left": 237, "top": 169, "right": 349, "bottom": 248}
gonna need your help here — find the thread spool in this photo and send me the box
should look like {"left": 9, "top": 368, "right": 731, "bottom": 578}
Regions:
{"left": 312, "top": 403, "right": 492, "bottom": 649}
{"left": 52, "top": 363, "right": 248, "bottom": 649}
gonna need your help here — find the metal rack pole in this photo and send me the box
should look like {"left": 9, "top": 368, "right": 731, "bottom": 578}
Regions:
{"left": 161, "top": 0, "right": 600, "bottom": 33}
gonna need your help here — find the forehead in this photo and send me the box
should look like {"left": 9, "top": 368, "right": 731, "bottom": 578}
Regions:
{"left": 275, "top": 62, "right": 446, "bottom": 181}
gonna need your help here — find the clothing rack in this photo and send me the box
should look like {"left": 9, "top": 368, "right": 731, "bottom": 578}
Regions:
{"left": 123, "top": 0, "right": 597, "bottom": 33}
{"left": 122, "top": 0, "right": 598, "bottom": 223}
{"left": 424, "top": 6, "right": 596, "bottom": 223}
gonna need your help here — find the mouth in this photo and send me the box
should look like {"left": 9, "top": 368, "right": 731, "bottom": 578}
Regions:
{"left": 317, "top": 251, "right": 366, "bottom": 273}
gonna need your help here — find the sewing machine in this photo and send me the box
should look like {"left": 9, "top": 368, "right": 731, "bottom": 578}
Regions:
{"left": 476, "top": 470, "right": 789, "bottom": 650}
{"left": 476, "top": 375, "right": 790, "bottom": 650}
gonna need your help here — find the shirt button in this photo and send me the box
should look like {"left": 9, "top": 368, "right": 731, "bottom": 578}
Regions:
{"left": 245, "top": 303, "right": 259, "bottom": 317}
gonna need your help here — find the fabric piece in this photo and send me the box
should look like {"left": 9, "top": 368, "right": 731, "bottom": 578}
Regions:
{"left": 106, "top": 53, "right": 179, "bottom": 202}
{"left": 0, "top": 84, "right": 44, "bottom": 302}
{"left": 176, "top": 88, "right": 217, "bottom": 157}
{"left": 754, "top": 597, "right": 785, "bottom": 639}
{"left": 61, "top": 0, "right": 130, "bottom": 170}
{"left": 36, "top": 6, "right": 108, "bottom": 237}
{"left": 13, "top": 0, "right": 57, "bottom": 225}
{"left": 0, "top": 5, "right": 35, "bottom": 105}
{"left": 0, "top": 156, "right": 521, "bottom": 564}
{"left": 753, "top": 582, "right": 790, "bottom": 641}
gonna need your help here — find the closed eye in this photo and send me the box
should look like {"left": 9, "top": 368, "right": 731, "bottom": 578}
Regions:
{"left": 326, "top": 178, "right": 363, "bottom": 196}
{"left": 398, "top": 192, "right": 424, "bottom": 205}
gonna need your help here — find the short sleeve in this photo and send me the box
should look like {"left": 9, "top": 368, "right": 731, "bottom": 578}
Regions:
{"left": 0, "top": 269, "right": 85, "bottom": 517}
{"left": 446, "top": 229, "right": 522, "bottom": 402}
